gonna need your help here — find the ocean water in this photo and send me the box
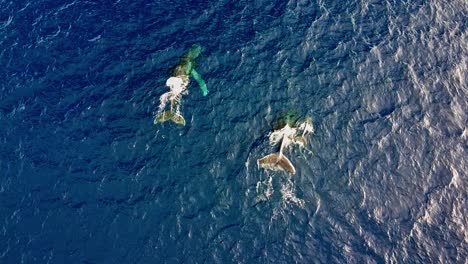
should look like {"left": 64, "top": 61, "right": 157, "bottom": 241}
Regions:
{"left": 0, "top": 0, "right": 466, "bottom": 263}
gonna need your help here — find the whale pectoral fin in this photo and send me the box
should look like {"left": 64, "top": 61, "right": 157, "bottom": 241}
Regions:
{"left": 191, "top": 69, "right": 208, "bottom": 96}
{"left": 257, "top": 153, "right": 296, "bottom": 175}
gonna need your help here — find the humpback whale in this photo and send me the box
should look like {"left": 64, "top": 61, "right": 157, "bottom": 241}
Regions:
{"left": 257, "top": 117, "right": 313, "bottom": 175}
{"left": 155, "top": 44, "right": 208, "bottom": 126}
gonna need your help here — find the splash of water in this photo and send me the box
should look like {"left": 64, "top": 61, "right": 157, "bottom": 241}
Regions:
{"left": 280, "top": 179, "right": 305, "bottom": 208}
{"left": 267, "top": 179, "right": 305, "bottom": 222}
{"left": 256, "top": 175, "right": 274, "bottom": 202}
{"left": 268, "top": 118, "right": 314, "bottom": 149}
{"left": 269, "top": 124, "right": 296, "bottom": 147}
{"left": 157, "top": 76, "right": 189, "bottom": 115}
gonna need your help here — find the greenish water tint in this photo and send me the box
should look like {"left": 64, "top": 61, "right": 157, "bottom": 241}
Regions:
{"left": 273, "top": 109, "right": 302, "bottom": 129}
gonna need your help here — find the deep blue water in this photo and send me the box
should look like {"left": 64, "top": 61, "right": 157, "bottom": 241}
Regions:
{"left": 1, "top": 0, "right": 467, "bottom": 263}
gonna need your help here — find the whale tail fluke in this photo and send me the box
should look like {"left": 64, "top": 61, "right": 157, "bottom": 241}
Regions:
{"left": 257, "top": 152, "right": 296, "bottom": 175}
{"left": 154, "top": 111, "right": 186, "bottom": 126}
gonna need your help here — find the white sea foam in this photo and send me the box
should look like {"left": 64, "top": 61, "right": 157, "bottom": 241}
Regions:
{"left": 268, "top": 119, "right": 314, "bottom": 149}
{"left": 280, "top": 180, "right": 305, "bottom": 208}
{"left": 157, "top": 76, "right": 189, "bottom": 114}
{"left": 269, "top": 124, "right": 295, "bottom": 147}
{"left": 255, "top": 176, "right": 274, "bottom": 202}
{"left": 298, "top": 118, "right": 314, "bottom": 135}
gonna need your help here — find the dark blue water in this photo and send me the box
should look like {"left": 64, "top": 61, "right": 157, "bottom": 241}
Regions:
{"left": 1, "top": 0, "right": 466, "bottom": 263}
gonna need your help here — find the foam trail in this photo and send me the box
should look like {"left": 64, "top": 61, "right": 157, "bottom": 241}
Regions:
{"left": 269, "top": 125, "right": 295, "bottom": 147}
{"left": 157, "top": 77, "right": 188, "bottom": 115}
{"left": 155, "top": 77, "right": 189, "bottom": 125}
